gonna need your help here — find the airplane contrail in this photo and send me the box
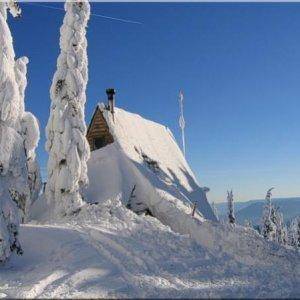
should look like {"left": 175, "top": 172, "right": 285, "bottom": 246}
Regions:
{"left": 23, "top": 2, "right": 143, "bottom": 25}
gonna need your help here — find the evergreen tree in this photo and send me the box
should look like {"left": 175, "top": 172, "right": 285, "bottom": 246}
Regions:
{"left": 227, "top": 190, "right": 235, "bottom": 225}
{"left": 261, "top": 188, "right": 276, "bottom": 241}
{"left": 287, "top": 221, "right": 296, "bottom": 248}
{"left": 45, "top": 1, "right": 91, "bottom": 216}
{"left": 271, "top": 208, "right": 287, "bottom": 245}
{"left": 15, "top": 57, "right": 41, "bottom": 216}
{"left": 296, "top": 218, "right": 300, "bottom": 249}
{"left": 288, "top": 217, "right": 300, "bottom": 250}
{"left": 0, "top": 1, "right": 25, "bottom": 262}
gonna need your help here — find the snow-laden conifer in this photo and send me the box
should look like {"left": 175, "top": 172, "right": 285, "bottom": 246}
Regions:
{"left": 0, "top": 2, "right": 21, "bottom": 129}
{"left": 271, "top": 207, "right": 287, "bottom": 245}
{"left": 295, "top": 218, "right": 300, "bottom": 249}
{"left": 227, "top": 190, "right": 235, "bottom": 225}
{"left": 211, "top": 202, "right": 219, "bottom": 221}
{"left": 0, "top": 2, "right": 24, "bottom": 262}
{"left": 21, "top": 113, "right": 41, "bottom": 204}
{"left": 15, "top": 57, "right": 41, "bottom": 211}
{"left": 260, "top": 188, "right": 276, "bottom": 241}
{"left": 288, "top": 217, "right": 300, "bottom": 250}
{"left": 46, "top": 1, "right": 91, "bottom": 216}
{"left": 276, "top": 211, "right": 284, "bottom": 244}
{"left": 14, "top": 57, "right": 28, "bottom": 120}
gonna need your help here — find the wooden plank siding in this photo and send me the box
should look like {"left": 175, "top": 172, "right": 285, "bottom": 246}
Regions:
{"left": 86, "top": 107, "right": 114, "bottom": 151}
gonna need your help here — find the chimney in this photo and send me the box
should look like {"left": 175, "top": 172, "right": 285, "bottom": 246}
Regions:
{"left": 106, "top": 88, "right": 116, "bottom": 115}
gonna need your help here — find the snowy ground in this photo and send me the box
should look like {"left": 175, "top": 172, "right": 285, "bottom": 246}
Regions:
{"left": 1, "top": 198, "right": 299, "bottom": 299}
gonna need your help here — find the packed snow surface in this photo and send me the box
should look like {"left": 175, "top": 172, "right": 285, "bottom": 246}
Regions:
{"left": 2, "top": 106, "right": 299, "bottom": 298}
{"left": 1, "top": 198, "right": 299, "bottom": 298}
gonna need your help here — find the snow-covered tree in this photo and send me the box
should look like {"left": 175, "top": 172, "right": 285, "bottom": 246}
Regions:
{"left": 295, "top": 218, "right": 300, "bottom": 249}
{"left": 15, "top": 57, "right": 41, "bottom": 214}
{"left": 271, "top": 207, "right": 288, "bottom": 246}
{"left": 288, "top": 217, "right": 300, "bottom": 250}
{"left": 0, "top": 3, "right": 21, "bottom": 128}
{"left": 211, "top": 202, "right": 219, "bottom": 221}
{"left": 14, "top": 57, "right": 28, "bottom": 121}
{"left": 0, "top": 1, "right": 25, "bottom": 262}
{"left": 260, "top": 188, "right": 276, "bottom": 241}
{"left": 21, "top": 112, "right": 41, "bottom": 207}
{"left": 45, "top": 1, "right": 91, "bottom": 216}
{"left": 227, "top": 190, "right": 235, "bottom": 225}
{"left": 287, "top": 221, "right": 296, "bottom": 248}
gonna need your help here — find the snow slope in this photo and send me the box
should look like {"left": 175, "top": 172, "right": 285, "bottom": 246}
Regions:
{"left": 85, "top": 105, "right": 216, "bottom": 221}
{"left": 83, "top": 144, "right": 299, "bottom": 268}
{"left": 1, "top": 198, "right": 299, "bottom": 298}
{"left": 3, "top": 107, "right": 299, "bottom": 298}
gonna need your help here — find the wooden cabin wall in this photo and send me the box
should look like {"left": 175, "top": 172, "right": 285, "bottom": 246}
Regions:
{"left": 86, "top": 108, "right": 114, "bottom": 151}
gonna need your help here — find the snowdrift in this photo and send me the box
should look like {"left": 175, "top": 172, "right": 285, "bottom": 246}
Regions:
{"left": 4, "top": 199, "right": 299, "bottom": 298}
{"left": 25, "top": 106, "right": 299, "bottom": 298}
{"left": 82, "top": 107, "right": 300, "bottom": 270}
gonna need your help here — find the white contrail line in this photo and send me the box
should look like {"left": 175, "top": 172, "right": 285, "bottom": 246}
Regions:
{"left": 23, "top": 3, "right": 143, "bottom": 25}
{"left": 92, "top": 12, "right": 142, "bottom": 24}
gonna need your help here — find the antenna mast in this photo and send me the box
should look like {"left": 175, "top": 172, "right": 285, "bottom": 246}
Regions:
{"left": 178, "top": 90, "right": 186, "bottom": 157}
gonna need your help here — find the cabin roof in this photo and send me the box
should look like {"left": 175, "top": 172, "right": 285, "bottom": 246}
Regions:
{"left": 85, "top": 103, "right": 216, "bottom": 221}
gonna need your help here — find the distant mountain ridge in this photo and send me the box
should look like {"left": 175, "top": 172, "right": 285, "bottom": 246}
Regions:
{"left": 215, "top": 197, "right": 300, "bottom": 225}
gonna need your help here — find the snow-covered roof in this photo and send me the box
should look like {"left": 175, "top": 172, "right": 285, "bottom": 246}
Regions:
{"left": 84, "top": 104, "right": 216, "bottom": 222}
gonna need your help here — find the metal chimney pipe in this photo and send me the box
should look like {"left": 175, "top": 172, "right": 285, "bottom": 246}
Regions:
{"left": 106, "top": 88, "right": 116, "bottom": 115}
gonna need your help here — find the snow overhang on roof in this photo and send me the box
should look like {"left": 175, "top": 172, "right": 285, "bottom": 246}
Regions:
{"left": 85, "top": 104, "right": 217, "bottom": 221}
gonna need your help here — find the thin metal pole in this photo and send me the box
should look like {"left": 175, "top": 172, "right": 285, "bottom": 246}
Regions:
{"left": 179, "top": 90, "right": 186, "bottom": 157}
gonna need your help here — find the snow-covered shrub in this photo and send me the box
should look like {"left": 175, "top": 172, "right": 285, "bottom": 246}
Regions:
{"left": 45, "top": 1, "right": 91, "bottom": 216}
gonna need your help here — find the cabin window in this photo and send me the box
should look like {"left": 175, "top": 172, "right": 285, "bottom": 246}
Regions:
{"left": 94, "top": 137, "right": 106, "bottom": 150}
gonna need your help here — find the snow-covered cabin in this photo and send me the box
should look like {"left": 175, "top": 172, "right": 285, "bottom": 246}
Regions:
{"left": 84, "top": 90, "right": 217, "bottom": 222}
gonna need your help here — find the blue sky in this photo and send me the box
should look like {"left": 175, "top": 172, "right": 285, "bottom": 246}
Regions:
{"left": 8, "top": 2, "right": 300, "bottom": 203}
